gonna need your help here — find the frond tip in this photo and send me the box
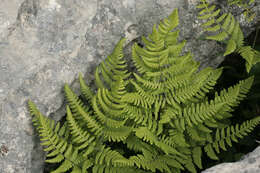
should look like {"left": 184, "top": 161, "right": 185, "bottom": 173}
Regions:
{"left": 28, "top": 101, "right": 82, "bottom": 173}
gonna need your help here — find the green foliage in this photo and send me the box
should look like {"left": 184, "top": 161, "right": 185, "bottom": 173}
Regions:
{"left": 227, "top": 0, "right": 256, "bottom": 22}
{"left": 197, "top": 0, "right": 260, "bottom": 72}
{"left": 210, "top": 34, "right": 260, "bottom": 165}
{"left": 28, "top": 8, "right": 260, "bottom": 173}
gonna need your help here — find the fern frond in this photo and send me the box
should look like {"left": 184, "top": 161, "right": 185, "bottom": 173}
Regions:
{"left": 142, "top": 36, "right": 164, "bottom": 52}
{"left": 103, "top": 126, "right": 132, "bottom": 142}
{"left": 206, "top": 31, "right": 229, "bottom": 41}
{"left": 66, "top": 106, "right": 96, "bottom": 151}
{"left": 95, "top": 38, "right": 130, "bottom": 89}
{"left": 123, "top": 104, "right": 153, "bottom": 126}
{"left": 134, "top": 127, "right": 183, "bottom": 157}
{"left": 213, "top": 76, "right": 254, "bottom": 112}
{"left": 92, "top": 94, "right": 126, "bottom": 128}
{"left": 160, "top": 132, "right": 190, "bottom": 147}
{"left": 130, "top": 80, "right": 157, "bottom": 105}
{"left": 238, "top": 46, "right": 260, "bottom": 72}
{"left": 182, "top": 156, "right": 197, "bottom": 173}
{"left": 122, "top": 93, "right": 153, "bottom": 109}
{"left": 130, "top": 154, "right": 184, "bottom": 173}
{"left": 186, "top": 127, "right": 206, "bottom": 142}
{"left": 125, "top": 134, "right": 159, "bottom": 155}
{"left": 79, "top": 73, "right": 94, "bottom": 102}
{"left": 28, "top": 101, "right": 83, "bottom": 173}
{"left": 197, "top": 0, "right": 257, "bottom": 72}
{"left": 64, "top": 84, "right": 103, "bottom": 136}
{"left": 64, "top": 84, "right": 92, "bottom": 123}
{"left": 173, "top": 68, "right": 222, "bottom": 103}
{"left": 94, "top": 146, "right": 133, "bottom": 167}
{"left": 205, "top": 116, "right": 260, "bottom": 158}
{"left": 97, "top": 89, "right": 125, "bottom": 117}
{"left": 157, "top": 9, "right": 179, "bottom": 38}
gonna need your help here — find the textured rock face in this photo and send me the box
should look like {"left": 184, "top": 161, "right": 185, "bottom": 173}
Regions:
{"left": 0, "top": 0, "right": 259, "bottom": 172}
{"left": 202, "top": 146, "right": 260, "bottom": 173}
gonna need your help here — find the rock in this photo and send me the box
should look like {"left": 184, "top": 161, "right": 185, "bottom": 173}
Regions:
{"left": 202, "top": 146, "right": 260, "bottom": 173}
{"left": 0, "top": 0, "right": 259, "bottom": 172}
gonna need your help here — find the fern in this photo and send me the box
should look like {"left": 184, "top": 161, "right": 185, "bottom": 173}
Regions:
{"left": 205, "top": 116, "right": 260, "bottom": 159}
{"left": 28, "top": 101, "right": 84, "bottom": 173}
{"left": 227, "top": 0, "right": 256, "bottom": 22}
{"left": 28, "top": 8, "right": 260, "bottom": 173}
{"left": 197, "top": 0, "right": 260, "bottom": 72}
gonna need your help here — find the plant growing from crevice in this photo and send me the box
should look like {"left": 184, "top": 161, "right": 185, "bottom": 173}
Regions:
{"left": 28, "top": 6, "right": 260, "bottom": 173}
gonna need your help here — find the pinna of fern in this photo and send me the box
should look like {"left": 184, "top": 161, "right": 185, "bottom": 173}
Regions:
{"left": 28, "top": 8, "right": 260, "bottom": 173}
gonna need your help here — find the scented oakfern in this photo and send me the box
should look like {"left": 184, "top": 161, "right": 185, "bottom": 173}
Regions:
{"left": 28, "top": 8, "right": 260, "bottom": 173}
{"left": 197, "top": 0, "right": 260, "bottom": 72}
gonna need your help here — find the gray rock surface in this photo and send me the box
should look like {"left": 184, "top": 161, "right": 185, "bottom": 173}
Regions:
{"left": 202, "top": 146, "right": 260, "bottom": 173}
{"left": 0, "top": 0, "right": 259, "bottom": 172}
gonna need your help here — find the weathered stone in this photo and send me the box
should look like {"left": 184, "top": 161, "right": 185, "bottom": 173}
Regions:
{"left": 202, "top": 146, "right": 260, "bottom": 173}
{"left": 0, "top": 0, "right": 259, "bottom": 172}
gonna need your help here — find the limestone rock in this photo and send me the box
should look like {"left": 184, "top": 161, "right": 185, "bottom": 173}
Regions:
{"left": 202, "top": 146, "right": 260, "bottom": 173}
{"left": 0, "top": 0, "right": 259, "bottom": 172}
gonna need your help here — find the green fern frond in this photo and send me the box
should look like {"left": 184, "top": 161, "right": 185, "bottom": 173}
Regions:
{"left": 173, "top": 68, "right": 222, "bottom": 103}
{"left": 187, "top": 127, "right": 206, "bottom": 142}
{"left": 96, "top": 89, "right": 125, "bottom": 117}
{"left": 125, "top": 134, "right": 159, "bottom": 154}
{"left": 157, "top": 9, "right": 179, "bottom": 38}
{"left": 161, "top": 131, "right": 190, "bottom": 147}
{"left": 95, "top": 38, "right": 130, "bottom": 89}
{"left": 238, "top": 46, "right": 260, "bottom": 72}
{"left": 224, "top": 39, "right": 236, "bottom": 56}
{"left": 64, "top": 84, "right": 103, "bottom": 135}
{"left": 197, "top": 0, "right": 258, "bottom": 72}
{"left": 64, "top": 84, "right": 92, "bottom": 122}
{"left": 28, "top": 101, "right": 83, "bottom": 173}
{"left": 129, "top": 154, "right": 184, "bottom": 173}
{"left": 213, "top": 76, "right": 254, "bottom": 110}
{"left": 92, "top": 84, "right": 132, "bottom": 141}
{"left": 92, "top": 94, "right": 126, "bottom": 128}
{"left": 94, "top": 146, "right": 133, "bottom": 167}
{"left": 92, "top": 165, "right": 147, "bottom": 173}
{"left": 122, "top": 93, "right": 153, "bottom": 109}
{"left": 181, "top": 156, "right": 197, "bottom": 173}
{"left": 162, "top": 76, "right": 254, "bottom": 128}
{"left": 134, "top": 127, "right": 184, "bottom": 157}
{"left": 79, "top": 73, "right": 94, "bottom": 102}
{"left": 103, "top": 126, "right": 132, "bottom": 142}
{"left": 129, "top": 80, "right": 157, "bottom": 106}
{"left": 66, "top": 106, "right": 96, "bottom": 151}
{"left": 123, "top": 104, "right": 153, "bottom": 126}
{"left": 206, "top": 116, "right": 260, "bottom": 158}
